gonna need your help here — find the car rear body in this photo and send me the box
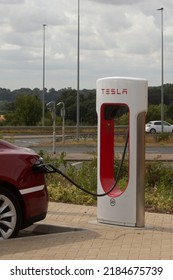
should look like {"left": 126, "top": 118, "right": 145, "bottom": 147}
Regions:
{"left": 0, "top": 140, "right": 48, "bottom": 238}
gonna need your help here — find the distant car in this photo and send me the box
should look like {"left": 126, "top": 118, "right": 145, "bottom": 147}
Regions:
{"left": 0, "top": 140, "right": 48, "bottom": 240}
{"left": 145, "top": 120, "right": 173, "bottom": 134}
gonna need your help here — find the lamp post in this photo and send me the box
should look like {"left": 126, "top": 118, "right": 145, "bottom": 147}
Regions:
{"left": 46, "top": 101, "right": 56, "bottom": 154}
{"left": 42, "top": 24, "right": 46, "bottom": 127}
{"left": 76, "top": 0, "right": 80, "bottom": 140}
{"left": 57, "top": 102, "right": 65, "bottom": 143}
{"left": 157, "top": 8, "right": 164, "bottom": 134}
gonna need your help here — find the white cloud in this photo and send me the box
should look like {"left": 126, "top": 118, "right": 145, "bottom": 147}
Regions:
{"left": 0, "top": 0, "right": 24, "bottom": 3}
{"left": 0, "top": 0, "right": 172, "bottom": 90}
{"left": 86, "top": 0, "right": 145, "bottom": 5}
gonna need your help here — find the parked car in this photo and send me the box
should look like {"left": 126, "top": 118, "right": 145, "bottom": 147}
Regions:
{"left": 0, "top": 140, "right": 48, "bottom": 240}
{"left": 145, "top": 120, "right": 173, "bottom": 134}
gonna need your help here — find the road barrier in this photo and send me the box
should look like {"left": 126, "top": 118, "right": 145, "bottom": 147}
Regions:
{"left": 0, "top": 125, "right": 128, "bottom": 138}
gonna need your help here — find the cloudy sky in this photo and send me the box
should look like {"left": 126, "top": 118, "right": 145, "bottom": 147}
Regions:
{"left": 0, "top": 0, "right": 172, "bottom": 90}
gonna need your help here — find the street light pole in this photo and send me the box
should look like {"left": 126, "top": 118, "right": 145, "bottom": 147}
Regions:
{"left": 76, "top": 0, "right": 80, "bottom": 140}
{"left": 157, "top": 8, "right": 164, "bottom": 134}
{"left": 42, "top": 24, "right": 46, "bottom": 127}
{"left": 46, "top": 101, "right": 56, "bottom": 154}
{"left": 57, "top": 102, "right": 65, "bottom": 143}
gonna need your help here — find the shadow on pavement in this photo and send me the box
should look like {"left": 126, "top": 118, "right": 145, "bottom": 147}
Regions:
{"left": 18, "top": 223, "right": 84, "bottom": 238}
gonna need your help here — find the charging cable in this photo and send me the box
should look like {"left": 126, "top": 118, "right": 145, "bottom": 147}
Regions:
{"left": 33, "top": 132, "right": 129, "bottom": 197}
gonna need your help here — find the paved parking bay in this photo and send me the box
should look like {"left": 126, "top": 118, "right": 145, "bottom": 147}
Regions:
{"left": 1, "top": 202, "right": 173, "bottom": 260}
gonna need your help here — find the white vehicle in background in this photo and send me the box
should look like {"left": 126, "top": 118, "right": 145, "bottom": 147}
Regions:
{"left": 145, "top": 120, "right": 173, "bottom": 134}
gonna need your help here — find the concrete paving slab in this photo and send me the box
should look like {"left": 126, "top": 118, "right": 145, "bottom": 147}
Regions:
{"left": 0, "top": 202, "right": 173, "bottom": 260}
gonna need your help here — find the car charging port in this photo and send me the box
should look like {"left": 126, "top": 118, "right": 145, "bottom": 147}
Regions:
{"left": 33, "top": 163, "right": 58, "bottom": 174}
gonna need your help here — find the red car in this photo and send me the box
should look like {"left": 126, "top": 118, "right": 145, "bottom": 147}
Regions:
{"left": 0, "top": 140, "right": 48, "bottom": 240}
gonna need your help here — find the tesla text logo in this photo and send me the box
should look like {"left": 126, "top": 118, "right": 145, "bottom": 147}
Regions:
{"left": 101, "top": 88, "right": 128, "bottom": 95}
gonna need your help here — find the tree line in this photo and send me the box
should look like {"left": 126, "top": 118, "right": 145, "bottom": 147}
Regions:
{"left": 0, "top": 84, "right": 173, "bottom": 126}
{"left": 0, "top": 87, "right": 97, "bottom": 126}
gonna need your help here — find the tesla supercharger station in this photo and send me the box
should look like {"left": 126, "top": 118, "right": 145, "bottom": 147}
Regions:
{"left": 97, "top": 77, "right": 148, "bottom": 227}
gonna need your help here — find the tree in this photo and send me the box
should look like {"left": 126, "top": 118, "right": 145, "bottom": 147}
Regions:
{"left": 56, "top": 88, "right": 97, "bottom": 125}
{"left": 166, "top": 104, "right": 173, "bottom": 122}
{"left": 146, "top": 105, "right": 161, "bottom": 123}
{"left": 56, "top": 88, "right": 77, "bottom": 124}
{"left": 5, "top": 94, "right": 42, "bottom": 126}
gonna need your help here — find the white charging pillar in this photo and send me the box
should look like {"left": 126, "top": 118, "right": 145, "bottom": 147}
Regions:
{"left": 97, "top": 77, "right": 148, "bottom": 227}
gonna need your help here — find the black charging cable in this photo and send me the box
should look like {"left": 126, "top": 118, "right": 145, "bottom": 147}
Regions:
{"left": 34, "top": 132, "right": 129, "bottom": 197}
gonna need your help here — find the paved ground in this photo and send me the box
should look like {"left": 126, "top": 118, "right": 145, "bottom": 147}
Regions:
{"left": 1, "top": 202, "right": 173, "bottom": 260}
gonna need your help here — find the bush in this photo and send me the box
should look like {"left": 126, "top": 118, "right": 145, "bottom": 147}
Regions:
{"left": 145, "top": 161, "right": 173, "bottom": 213}
{"left": 41, "top": 151, "right": 173, "bottom": 213}
{"left": 42, "top": 152, "right": 97, "bottom": 205}
{"left": 154, "top": 133, "right": 171, "bottom": 143}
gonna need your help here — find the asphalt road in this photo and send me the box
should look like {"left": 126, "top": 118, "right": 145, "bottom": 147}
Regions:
{"left": 12, "top": 137, "right": 173, "bottom": 155}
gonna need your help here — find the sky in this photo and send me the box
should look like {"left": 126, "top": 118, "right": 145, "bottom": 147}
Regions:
{"left": 0, "top": 0, "right": 172, "bottom": 90}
